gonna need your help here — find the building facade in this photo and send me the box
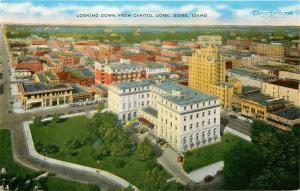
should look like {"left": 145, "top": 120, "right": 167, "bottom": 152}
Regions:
{"left": 262, "top": 79, "right": 300, "bottom": 107}
{"left": 18, "top": 82, "right": 73, "bottom": 110}
{"left": 108, "top": 80, "right": 221, "bottom": 152}
{"left": 189, "top": 45, "right": 233, "bottom": 108}
{"left": 197, "top": 35, "right": 222, "bottom": 46}
{"left": 95, "top": 61, "right": 146, "bottom": 85}
{"left": 255, "top": 43, "right": 284, "bottom": 62}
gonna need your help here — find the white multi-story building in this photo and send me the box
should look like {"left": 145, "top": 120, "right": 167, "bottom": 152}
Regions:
{"left": 197, "top": 35, "right": 222, "bottom": 46}
{"left": 108, "top": 80, "right": 152, "bottom": 121}
{"left": 108, "top": 80, "right": 221, "bottom": 152}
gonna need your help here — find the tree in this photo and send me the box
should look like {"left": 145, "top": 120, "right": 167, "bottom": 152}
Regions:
{"left": 137, "top": 139, "right": 155, "bottom": 161}
{"left": 223, "top": 121, "right": 299, "bottom": 190}
{"left": 52, "top": 113, "right": 60, "bottom": 123}
{"left": 143, "top": 167, "right": 167, "bottom": 191}
{"left": 223, "top": 142, "right": 263, "bottom": 189}
{"left": 96, "top": 102, "right": 105, "bottom": 113}
{"left": 32, "top": 116, "right": 42, "bottom": 127}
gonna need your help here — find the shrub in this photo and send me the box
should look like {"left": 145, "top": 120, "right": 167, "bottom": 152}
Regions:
{"left": 69, "top": 151, "right": 78, "bottom": 157}
{"left": 44, "top": 145, "right": 60, "bottom": 154}
{"left": 66, "top": 139, "right": 82, "bottom": 150}
{"left": 35, "top": 142, "right": 44, "bottom": 152}
{"left": 204, "top": 175, "right": 214, "bottom": 183}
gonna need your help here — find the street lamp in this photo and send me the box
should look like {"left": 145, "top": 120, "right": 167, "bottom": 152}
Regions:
{"left": 96, "top": 160, "right": 101, "bottom": 174}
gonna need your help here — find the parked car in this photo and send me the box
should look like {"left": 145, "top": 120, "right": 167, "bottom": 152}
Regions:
{"left": 177, "top": 156, "right": 184, "bottom": 163}
{"left": 229, "top": 114, "right": 238, "bottom": 119}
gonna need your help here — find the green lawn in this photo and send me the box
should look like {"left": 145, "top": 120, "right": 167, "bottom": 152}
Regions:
{"left": 47, "top": 177, "right": 99, "bottom": 191}
{"left": 0, "top": 129, "right": 99, "bottom": 191}
{"left": 183, "top": 133, "right": 251, "bottom": 173}
{"left": 30, "top": 116, "right": 175, "bottom": 189}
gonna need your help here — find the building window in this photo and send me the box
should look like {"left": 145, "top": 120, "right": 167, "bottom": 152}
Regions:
{"left": 190, "top": 124, "right": 192, "bottom": 129}
{"left": 196, "top": 133, "right": 199, "bottom": 141}
{"left": 214, "top": 118, "right": 216, "bottom": 123}
{"left": 184, "top": 106, "right": 186, "bottom": 110}
{"left": 190, "top": 105, "right": 193, "bottom": 109}
{"left": 214, "top": 128, "right": 216, "bottom": 135}
{"left": 183, "top": 137, "right": 187, "bottom": 144}
{"left": 202, "top": 131, "right": 205, "bottom": 138}
{"left": 184, "top": 116, "right": 186, "bottom": 121}
{"left": 208, "top": 111, "right": 211, "bottom": 116}
{"left": 202, "top": 112, "right": 205, "bottom": 117}
{"left": 190, "top": 115, "right": 193, "bottom": 120}
{"left": 190, "top": 135, "right": 193, "bottom": 143}
{"left": 170, "top": 122, "right": 172, "bottom": 127}
{"left": 208, "top": 119, "right": 211, "bottom": 125}
{"left": 196, "top": 113, "right": 199, "bottom": 118}
{"left": 123, "top": 103, "right": 125, "bottom": 110}
{"left": 208, "top": 130, "right": 211, "bottom": 137}
{"left": 214, "top": 109, "right": 216, "bottom": 114}
{"left": 184, "top": 125, "right": 186, "bottom": 131}
{"left": 202, "top": 121, "right": 204, "bottom": 126}
{"left": 122, "top": 114, "right": 126, "bottom": 121}
{"left": 196, "top": 122, "right": 199, "bottom": 127}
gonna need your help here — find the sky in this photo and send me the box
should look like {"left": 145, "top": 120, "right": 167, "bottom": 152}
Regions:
{"left": 0, "top": 0, "right": 299, "bottom": 26}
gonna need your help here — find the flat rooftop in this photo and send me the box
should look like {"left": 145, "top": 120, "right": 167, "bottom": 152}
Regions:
{"left": 113, "top": 80, "right": 153, "bottom": 90}
{"left": 108, "top": 62, "right": 144, "bottom": 71}
{"left": 271, "top": 107, "right": 300, "bottom": 120}
{"left": 268, "top": 79, "right": 299, "bottom": 90}
{"left": 240, "top": 92, "right": 288, "bottom": 106}
{"left": 71, "top": 84, "right": 89, "bottom": 94}
{"left": 22, "top": 83, "right": 71, "bottom": 93}
{"left": 227, "top": 68, "right": 275, "bottom": 80}
{"left": 142, "top": 106, "right": 158, "bottom": 118}
{"left": 156, "top": 81, "right": 217, "bottom": 105}
{"left": 242, "top": 86, "right": 260, "bottom": 94}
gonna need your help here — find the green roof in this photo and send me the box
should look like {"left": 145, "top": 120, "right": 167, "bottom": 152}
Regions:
{"left": 113, "top": 80, "right": 153, "bottom": 90}
{"left": 142, "top": 106, "right": 158, "bottom": 118}
{"left": 156, "top": 81, "right": 217, "bottom": 105}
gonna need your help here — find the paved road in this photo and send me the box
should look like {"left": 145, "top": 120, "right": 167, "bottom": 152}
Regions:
{"left": 221, "top": 111, "right": 251, "bottom": 136}
{"left": 0, "top": 30, "right": 122, "bottom": 190}
{"left": 157, "top": 148, "right": 193, "bottom": 186}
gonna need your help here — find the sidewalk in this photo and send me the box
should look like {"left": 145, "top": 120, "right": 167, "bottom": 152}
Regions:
{"left": 187, "top": 161, "right": 224, "bottom": 182}
{"left": 224, "top": 126, "right": 252, "bottom": 142}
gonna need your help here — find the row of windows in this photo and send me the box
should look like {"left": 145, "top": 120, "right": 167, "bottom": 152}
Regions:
{"left": 183, "top": 118, "right": 217, "bottom": 131}
{"left": 183, "top": 109, "right": 217, "bottom": 121}
{"left": 183, "top": 128, "right": 217, "bottom": 145}
{"left": 160, "top": 108, "right": 217, "bottom": 121}
{"left": 122, "top": 100, "right": 150, "bottom": 110}
{"left": 160, "top": 117, "right": 217, "bottom": 131}
{"left": 122, "top": 93, "right": 150, "bottom": 101}
{"left": 122, "top": 86, "right": 150, "bottom": 93}
{"left": 159, "top": 98, "right": 217, "bottom": 111}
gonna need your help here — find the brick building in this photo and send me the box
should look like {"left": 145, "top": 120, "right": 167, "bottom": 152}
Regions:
{"left": 95, "top": 61, "right": 146, "bottom": 85}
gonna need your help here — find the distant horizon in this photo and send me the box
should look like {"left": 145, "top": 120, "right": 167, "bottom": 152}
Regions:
{"left": 3, "top": 23, "right": 300, "bottom": 28}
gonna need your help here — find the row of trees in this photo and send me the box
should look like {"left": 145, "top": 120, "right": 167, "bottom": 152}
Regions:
{"left": 223, "top": 121, "right": 299, "bottom": 190}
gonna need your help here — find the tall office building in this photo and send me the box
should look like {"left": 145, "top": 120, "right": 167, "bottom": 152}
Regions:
{"left": 189, "top": 45, "right": 234, "bottom": 109}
